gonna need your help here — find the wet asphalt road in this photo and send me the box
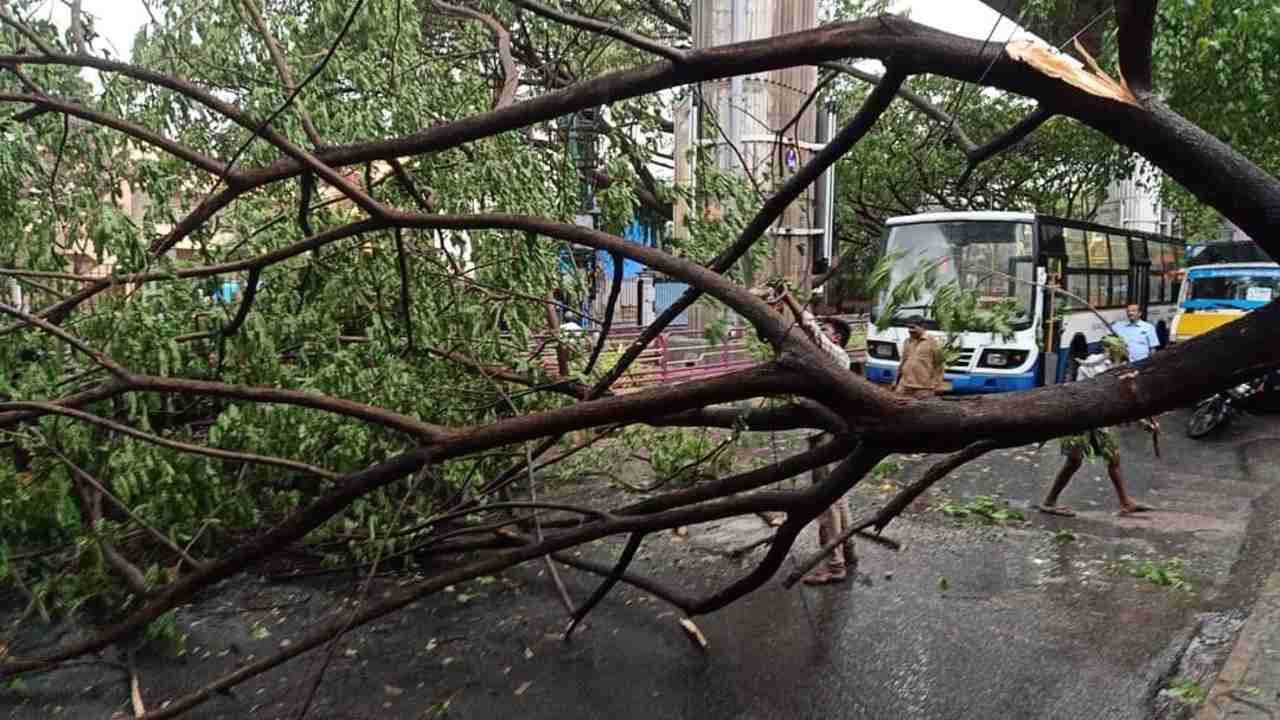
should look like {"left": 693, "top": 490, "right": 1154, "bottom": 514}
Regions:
{"left": 439, "top": 407, "right": 1280, "bottom": 720}
{"left": 3, "top": 408, "right": 1279, "bottom": 719}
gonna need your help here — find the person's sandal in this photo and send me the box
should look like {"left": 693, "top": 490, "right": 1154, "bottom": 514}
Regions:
{"left": 804, "top": 568, "right": 848, "bottom": 585}
{"left": 803, "top": 570, "right": 833, "bottom": 585}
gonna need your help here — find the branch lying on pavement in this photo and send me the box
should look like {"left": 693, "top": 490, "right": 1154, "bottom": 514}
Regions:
{"left": 782, "top": 440, "right": 997, "bottom": 588}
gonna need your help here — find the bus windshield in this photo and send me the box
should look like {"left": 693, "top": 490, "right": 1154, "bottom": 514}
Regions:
{"left": 1183, "top": 266, "right": 1280, "bottom": 311}
{"left": 872, "top": 220, "right": 1035, "bottom": 329}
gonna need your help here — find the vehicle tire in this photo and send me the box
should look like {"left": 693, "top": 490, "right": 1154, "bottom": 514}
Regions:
{"left": 1186, "top": 397, "right": 1229, "bottom": 438}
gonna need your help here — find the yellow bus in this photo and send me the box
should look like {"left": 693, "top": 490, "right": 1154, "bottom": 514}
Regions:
{"left": 1171, "top": 261, "right": 1280, "bottom": 341}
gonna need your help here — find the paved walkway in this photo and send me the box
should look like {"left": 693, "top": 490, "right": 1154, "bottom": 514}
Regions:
{"left": 1199, "top": 566, "right": 1280, "bottom": 718}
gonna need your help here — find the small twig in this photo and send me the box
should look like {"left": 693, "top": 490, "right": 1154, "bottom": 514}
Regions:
{"left": 434, "top": 0, "right": 520, "bottom": 108}
{"left": 128, "top": 647, "right": 146, "bottom": 718}
{"left": 0, "top": 10, "right": 58, "bottom": 56}
{"left": 0, "top": 302, "right": 131, "bottom": 379}
{"left": 238, "top": 0, "right": 325, "bottom": 146}
{"left": 583, "top": 251, "right": 623, "bottom": 375}
{"left": 564, "top": 531, "right": 644, "bottom": 640}
{"left": 507, "top": 0, "right": 686, "bottom": 63}
{"left": 1, "top": 402, "right": 338, "bottom": 481}
{"left": 819, "top": 62, "right": 979, "bottom": 154}
{"left": 53, "top": 450, "right": 207, "bottom": 572}
{"left": 392, "top": 228, "right": 415, "bottom": 352}
{"left": 957, "top": 106, "right": 1054, "bottom": 187}
{"left": 784, "top": 441, "right": 998, "bottom": 588}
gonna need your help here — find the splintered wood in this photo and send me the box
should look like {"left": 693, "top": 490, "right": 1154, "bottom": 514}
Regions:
{"left": 1006, "top": 39, "right": 1140, "bottom": 106}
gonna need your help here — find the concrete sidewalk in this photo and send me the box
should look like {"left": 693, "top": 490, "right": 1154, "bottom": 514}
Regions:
{"left": 1199, "top": 568, "right": 1280, "bottom": 719}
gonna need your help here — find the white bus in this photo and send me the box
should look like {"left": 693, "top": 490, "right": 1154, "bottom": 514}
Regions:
{"left": 863, "top": 211, "right": 1185, "bottom": 393}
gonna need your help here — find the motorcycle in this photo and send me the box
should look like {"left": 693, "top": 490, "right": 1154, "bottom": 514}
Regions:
{"left": 1185, "top": 374, "right": 1272, "bottom": 438}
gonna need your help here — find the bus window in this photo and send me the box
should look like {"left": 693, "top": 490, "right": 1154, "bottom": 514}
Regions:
{"left": 1108, "top": 234, "right": 1129, "bottom": 270}
{"left": 1151, "top": 269, "right": 1166, "bottom": 303}
{"left": 1066, "top": 272, "right": 1088, "bottom": 307}
{"left": 1064, "top": 227, "right": 1088, "bottom": 269}
{"left": 873, "top": 220, "right": 1036, "bottom": 329}
{"left": 1113, "top": 274, "right": 1129, "bottom": 305}
{"left": 1089, "top": 273, "right": 1108, "bottom": 307}
{"left": 1038, "top": 222, "right": 1065, "bottom": 256}
{"left": 1086, "top": 231, "right": 1110, "bottom": 269}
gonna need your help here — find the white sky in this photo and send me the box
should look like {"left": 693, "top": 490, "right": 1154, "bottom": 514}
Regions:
{"left": 38, "top": 0, "right": 1039, "bottom": 66}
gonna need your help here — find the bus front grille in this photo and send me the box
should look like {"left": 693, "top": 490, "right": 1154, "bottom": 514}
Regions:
{"left": 948, "top": 347, "right": 975, "bottom": 373}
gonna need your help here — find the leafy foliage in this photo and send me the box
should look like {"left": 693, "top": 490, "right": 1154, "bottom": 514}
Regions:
{"left": 1128, "top": 557, "right": 1193, "bottom": 592}
{"left": 1165, "top": 677, "right": 1208, "bottom": 705}
{"left": 1153, "top": 0, "right": 1280, "bottom": 241}
{"left": 938, "top": 495, "right": 1026, "bottom": 524}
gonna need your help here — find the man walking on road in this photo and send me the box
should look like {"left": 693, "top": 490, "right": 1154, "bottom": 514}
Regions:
{"left": 1113, "top": 303, "right": 1161, "bottom": 362}
{"left": 1038, "top": 336, "right": 1154, "bottom": 517}
{"left": 893, "top": 320, "right": 946, "bottom": 399}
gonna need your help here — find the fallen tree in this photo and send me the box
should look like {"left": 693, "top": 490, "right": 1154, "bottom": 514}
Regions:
{"left": 0, "top": 1, "right": 1278, "bottom": 716}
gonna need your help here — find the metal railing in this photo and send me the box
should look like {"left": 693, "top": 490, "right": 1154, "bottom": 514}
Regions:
{"left": 536, "top": 315, "right": 868, "bottom": 391}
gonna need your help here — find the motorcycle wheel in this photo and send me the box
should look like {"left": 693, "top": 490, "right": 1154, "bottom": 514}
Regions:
{"left": 1186, "top": 397, "right": 1229, "bottom": 438}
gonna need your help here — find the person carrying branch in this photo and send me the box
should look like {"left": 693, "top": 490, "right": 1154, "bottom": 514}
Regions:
{"left": 762, "top": 283, "right": 856, "bottom": 585}
{"left": 1037, "top": 335, "right": 1156, "bottom": 517}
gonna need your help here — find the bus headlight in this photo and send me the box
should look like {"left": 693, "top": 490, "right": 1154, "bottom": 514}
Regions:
{"left": 979, "top": 349, "right": 1028, "bottom": 368}
{"left": 867, "top": 341, "right": 899, "bottom": 360}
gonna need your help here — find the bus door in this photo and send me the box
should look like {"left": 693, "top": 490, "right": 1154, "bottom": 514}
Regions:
{"left": 1129, "top": 259, "right": 1151, "bottom": 315}
{"left": 1041, "top": 254, "right": 1066, "bottom": 384}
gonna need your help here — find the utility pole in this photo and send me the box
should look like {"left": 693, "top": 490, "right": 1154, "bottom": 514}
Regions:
{"left": 675, "top": 0, "right": 834, "bottom": 325}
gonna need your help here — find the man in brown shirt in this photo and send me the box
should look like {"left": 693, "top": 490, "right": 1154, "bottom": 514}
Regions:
{"left": 894, "top": 321, "right": 945, "bottom": 399}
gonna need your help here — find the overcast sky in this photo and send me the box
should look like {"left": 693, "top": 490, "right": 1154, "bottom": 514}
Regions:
{"left": 37, "top": 0, "right": 1039, "bottom": 64}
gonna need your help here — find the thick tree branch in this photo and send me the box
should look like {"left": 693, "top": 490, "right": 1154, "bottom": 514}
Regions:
{"left": 1115, "top": 0, "right": 1157, "bottom": 98}
{"left": 688, "top": 445, "right": 887, "bottom": 614}
{"left": 131, "top": 485, "right": 812, "bottom": 718}
{"left": 10, "top": 17, "right": 1280, "bottom": 252}
{"left": 62, "top": 456, "right": 154, "bottom": 599}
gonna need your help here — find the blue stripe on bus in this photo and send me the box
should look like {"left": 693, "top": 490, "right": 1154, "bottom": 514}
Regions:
{"left": 1187, "top": 267, "right": 1280, "bottom": 279}
{"left": 1181, "top": 299, "right": 1268, "bottom": 311}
